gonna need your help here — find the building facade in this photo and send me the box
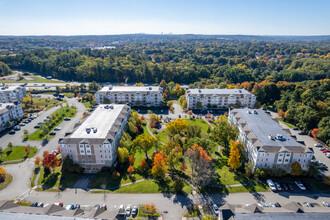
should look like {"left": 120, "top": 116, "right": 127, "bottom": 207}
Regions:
{"left": 0, "top": 103, "right": 24, "bottom": 132}
{"left": 59, "top": 104, "right": 131, "bottom": 173}
{"left": 0, "top": 86, "right": 26, "bottom": 103}
{"left": 228, "top": 108, "right": 313, "bottom": 171}
{"left": 186, "top": 89, "right": 256, "bottom": 110}
{"left": 95, "top": 86, "right": 163, "bottom": 107}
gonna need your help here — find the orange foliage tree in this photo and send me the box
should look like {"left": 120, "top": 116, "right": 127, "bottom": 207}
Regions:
{"left": 140, "top": 159, "right": 147, "bottom": 170}
{"left": 43, "top": 151, "right": 49, "bottom": 158}
{"left": 42, "top": 154, "right": 58, "bottom": 171}
{"left": 311, "top": 128, "right": 319, "bottom": 138}
{"left": 34, "top": 156, "right": 42, "bottom": 166}
{"left": 127, "top": 165, "right": 135, "bottom": 176}
{"left": 151, "top": 153, "right": 168, "bottom": 177}
{"left": 129, "top": 155, "right": 135, "bottom": 166}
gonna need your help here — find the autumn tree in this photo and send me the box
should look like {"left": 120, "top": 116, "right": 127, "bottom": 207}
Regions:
{"left": 277, "top": 109, "right": 285, "bottom": 118}
{"left": 167, "top": 145, "right": 183, "bottom": 173}
{"left": 24, "top": 146, "right": 30, "bottom": 156}
{"left": 180, "top": 161, "right": 187, "bottom": 172}
{"left": 140, "top": 159, "right": 147, "bottom": 170}
{"left": 117, "top": 147, "right": 129, "bottom": 164}
{"left": 212, "top": 115, "right": 238, "bottom": 156}
{"left": 151, "top": 153, "right": 168, "bottom": 178}
{"left": 165, "top": 118, "right": 188, "bottom": 137}
{"left": 132, "top": 134, "right": 157, "bottom": 159}
{"left": 129, "top": 155, "right": 135, "bottom": 166}
{"left": 311, "top": 128, "right": 319, "bottom": 138}
{"left": 42, "top": 154, "right": 58, "bottom": 171}
{"left": 56, "top": 146, "right": 61, "bottom": 154}
{"left": 227, "top": 141, "right": 241, "bottom": 171}
{"left": 0, "top": 166, "right": 6, "bottom": 175}
{"left": 172, "top": 178, "right": 185, "bottom": 192}
{"left": 290, "top": 161, "right": 303, "bottom": 176}
{"left": 186, "top": 144, "right": 212, "bottom": 186}
{"left": 127, "top": 165, "right": 135, "bottom": 176}
{"left": 34, "top": 156, "right": 42, "bottom": 166}
{"left": 43, "top": 151, "right": 49, "bottom": 158}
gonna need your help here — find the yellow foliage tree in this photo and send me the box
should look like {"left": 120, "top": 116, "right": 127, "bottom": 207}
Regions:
{"left": 228, "top": 141, "right": 241, "bottom": 171}
{"left": 165, "top": 118, "right": 188, "bottom": 137}
{"left": 0, "top": 166, "right": 6, "bottom": 175}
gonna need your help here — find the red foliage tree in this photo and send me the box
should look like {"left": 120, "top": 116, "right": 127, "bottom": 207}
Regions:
{"left": 129, "top": 155, "right": 135, "bottom": 166}
{"left": 42, "top": 154, "right": 58, "bottom": 170}
{"left": 140, "top": 159, "right": 147, "bottom": 170}
{"left": 43, "top": 151, "right": 49, "bottom": 158}
{"left": 127, "top": 165, "right": 135, "bottom": 176}
{"left": 311, "top": 128, "right": 319, "bottom": 138}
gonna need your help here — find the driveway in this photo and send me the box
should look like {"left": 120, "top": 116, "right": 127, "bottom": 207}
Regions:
{"left": 73, "top": 174, "right": 95, "bottom": 189}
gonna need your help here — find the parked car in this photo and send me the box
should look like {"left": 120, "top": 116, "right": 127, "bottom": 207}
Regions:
{"left": 66, "top": 204, "right": 74, "bottom": 210}
{"left": 132, "top": 206, "right": 138, "bottom": 216}
{"left": 314, "top": 143, "right": 323, "bottom": 147}
{"left": 14, "top": 125, "right": 20, "bottom": 130}
{"left": 94, "top": 204, "right": 100, "bottom": 209}
{"left": 119, "top": 204, "right": 124, "bottom": 211}
{"left": 274, "top": 182, "right": 282, "bottom": 191}
{"left": 292, "top": 127, "right": 299, "bottom": 130}
{"left": 125, "top": 205, "right": 131, "bottom": 216}
{"left": 269, "top": 203, "right": 275, "bottom": 208}
{"left": 50, "top": 131, "right": 56, "bottom": 135}
{"left": 295, "top": 181, "right": 306, "bottom": 191}
{"left": 275, "top": 202, "right": 281, "bottom": 207}
{"left": 34, "top": 125, "right": 40, "bottom": 129}
{"left": 37, "top": 202, "right": 44, "bottom": 207}
{"left": 37, "top": 122, "right": 43, "bottom": 125}
{"left": 298, "top": 131, "right": 306, "bottom": 135}
{"left": 322, "top": 202, "right": 330, "bottom": 207}
{"left": 75, "top": 204, "right": 80, "bottom": 209}
{"left": 54, "top": 202, "right": 63, "bottom": 207}
{"left": 288, "top": 184, "right": 294, "bottom": 191}
{"left": 267, "top": 179, "right": 276, "bottom": 191}
{"left": 9, "top": 130, "right": 15, "bottom": 135}
{"left": 303, "top": 202, "right": 313, "bottom": 207}
{"left": 282, "top": 184, "right": 289, "bottom": 191}
{"left": 212, "top": 204, "right": 220, "bottom": 215}
{"left": 54, "top": 127, "right": 61, "bottom": 131}
{"left": 263, "top": 203, "right": 269, "bottom": 207}
{"left": 64, "top": 117, "right": 71, "bottom": 121}
{"left": 30, "top": 202, "right": 38, "bottom": 207}
{"left": 102, "top": 204, "right": 107, "bottom": 210}
{"left": 19, "top": 123, "right": 25, "bottom": 126}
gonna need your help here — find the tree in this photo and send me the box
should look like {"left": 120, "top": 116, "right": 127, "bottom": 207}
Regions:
{"left": 307, "top": 162, "right": 319, "bottom": 177}
{"left": 186, "top": 144, "right": 212, "bottom": 186}
{"left": 23, "top": 129, "right": 29, "bottom": 139}
{"left": 7, "top": 142, "right": 13, "bottom": 152}
{"left": 212, "top": 115, "right": 238, "bottom": 156}
{"left": 132, "top": 134, "right": 157, "bottom": 159}
{"left": 24, "top": 146, "right": 30, "bottom": 156}
{"left": 42, "top": 154, "right": 58, "bottom": 171}
{"left": 89, "top": 81, "right": 100, "bottom": 91}
{"left": 127, "top": 165, "right": 135, "bottom": 176}
{"left": 140, "top": 159, "right": 147, "bottom": 170}
{"left": 172, "top": 178, "right": 185, "bottom": 192}
{"left": 290, "top": 161, "right": 303, "bottom": 176}
{"left": 311, "top": 128, "right": 319, "bottom": 138}
{"left": 43, "top": 151, "right": 49, "bottom": 158}
{"left": 277, "top": 109, "right": 285, "bottom": 118}
{"left": 180, "top": 161, "right": 187, "bottom": 172}
{"left": 227, "top": 141, "right": 241, "bottom": 171}
{"left": 129, "top": 155, "right": 135, "bottom": 166}
{"left": 244, "top": 161, "right": 254, "bottom": 178}
{"left": 165, "top": 118, "right": 188, "bottom": 137}
{"left": 117, "top": 147, "right": 129, "bottom": 164}
{"left": 0, "top": 166, "right": 6, "bottom": 175}
{"left": 151, "top": 153, "right": 168, "bottom": 178}
{"left": 34, "top": 156, "right": 42, "bottom": 166}
{"left": 167, "top": 145, "right": 183, "bottom": 172}
{"left": 56, "top": 146, "right": 61, "bottom": 154}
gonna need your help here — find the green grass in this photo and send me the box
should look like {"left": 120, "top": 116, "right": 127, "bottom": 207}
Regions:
{"left": 62, "top": 92, "right": 75, "bottom": 98}
{"left": 155, "top": 130, "right": 169, "bottom": 144}
{"left": 0, "top": 74, "right": 63, "bottom": 83}
{"left": 198, "top": 183, "right": 269, "bottom": 194}
{"left": 9, "top": 200, "right": 31, "bottom": 206}
{"left": 0, "top": 174, "right": 13, "bottom": 191}
{"left": 38, "top": 166, "right": 80, "bottom": 188}
{"left": 185, "top": 119, "right": 210, "bottom": 137}
{"left": 0, "top": 146, "right": 37, "bottom": 162}
{"left": 28, "top": 106, "right": 76, "bottom": 140}
{"left": 138, "top": 206, "right": 160, "bottom": 218}
{"left": 23, "top": 97, "right": 59, "bottom": 112}
{"left": 82, "top": 101, "right": 91, "bottom": 109}
{"left": 88, "top": 171, "right": 143, "bottom": 189}
{"left": 277, "top": 118, "right": 296, "bottom": 128}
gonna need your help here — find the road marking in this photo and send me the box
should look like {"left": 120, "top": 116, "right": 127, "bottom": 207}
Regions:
{"left": 16, "top": 186, "right": 37, "bottom": 201}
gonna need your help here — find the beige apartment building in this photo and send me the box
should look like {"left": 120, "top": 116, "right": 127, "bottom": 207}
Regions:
{"left": 95, "top": 86, "right": 163, "bottom": 107}
{"left": 0, "top": 85, "right": 26, "bottom": 103}
{"left": 186, "top": 89, "right": 256, "bottom": 110}
{"left": 59, "top": 104, "right": 130, "bottom": 173}
{"left": 0, "top": 103, "right": 24, "bottom": 132}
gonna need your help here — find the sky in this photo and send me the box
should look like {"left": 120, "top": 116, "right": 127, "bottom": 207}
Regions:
{"left": 0, "top": 0, "right": 330, "bottom": 36}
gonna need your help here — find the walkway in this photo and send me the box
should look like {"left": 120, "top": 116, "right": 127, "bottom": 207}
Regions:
{"left": 146, "top": 120, "right": 165, "bottom": 145}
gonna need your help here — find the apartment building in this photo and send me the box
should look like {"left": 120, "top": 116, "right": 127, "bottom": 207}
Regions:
{"left": 186, "top": 89, "right": 256, "bottom": 110}
{"left": 0, "top": 85, "right": 26, "bottom": 103}
{"left": 0, "top": 103, "right": 24, "bottom": 132}
{"left": 59, "top": 104, "right": 131, "bottom": 173}
{"left": 95, "top": 86, "right": 163, "bottom": 107}
{"left": 228, "top": 108, "right": 313, "bottom": 171}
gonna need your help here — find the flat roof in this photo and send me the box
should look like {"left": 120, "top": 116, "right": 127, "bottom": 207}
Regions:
{"left": 0, "top": 86, "right": 22, "bottom": 92}
{"left": 70, "top": 104, "right": 127, "bottom": 139}
{"left": 233, "top": 109, "right": 300, "bottom": 147}
{"left": 233, "top": 212, "right": 330, "bottom": 220}
{"left": 187, "top": 88, "right": 253, "bottom": 95}
{"left": 99, "top": 86, "right": 161, "bottom": 92}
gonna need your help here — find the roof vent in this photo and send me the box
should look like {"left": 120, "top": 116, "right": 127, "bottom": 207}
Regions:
{"left": 105, "top": 105, "right": 109, "bottom": 109}
{"left": 110, "top": 105, "right": 114, "bottom": 109}
{"left": 248, "top": 111, "right": 252, "bottom": 114}
{"left": 86, "top": 128, "right": 91, "bottom": 134}
{"left": 149, "top": 87, "right": 152, "bottom": 90}
{"left": 198, "top": 89, "right": 201, "bottom": 93}
{"left": 109, "top": 86, "right": 113, "bottom": 90}
{"left": 254, "top": 110, "right": 258, "bottom": 114}
{"left": 239, "top": 90, "right": 242, "bottom": 93}
{"left": 93, "top": 128, "right": 97, "bottom": 133}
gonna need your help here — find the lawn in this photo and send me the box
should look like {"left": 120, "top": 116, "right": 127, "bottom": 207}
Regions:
{"left": 38, "top": 166, "right": 81, "bottom": 188}
{"left": 198, "top": 183, "right": 269, "bottom": 194}
{"left": 0, "top": 74, "right": 63, "bottom": 83}
{"left": 0, "top": 174, "right": 13, "bottom": 191}
{"left": 82, "top": 101, "right": 92, "bottom": 109}
{"left": 88, "top": 171, "right": 143, "bottom": 189}
{"left": 28, "top": 106, "right": 76, "bottom": 140}
{"left": 62, "top": 92, "right": 75, "bottom": 98}
{"left": 23, "top": 97, "right": 59, "bottom": 112}
{"left": 138, "top": 206, "right": 160, "bottom": 218}
{"left": 277, "top": 118, "right": 296, "bottom": 128}
{"left": 0, "top": 146, "right": 37, "bottom": 162}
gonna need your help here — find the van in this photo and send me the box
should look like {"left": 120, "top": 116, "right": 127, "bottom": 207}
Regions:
{"left": 267, "top": 179, "right": 276, "bottom": 191}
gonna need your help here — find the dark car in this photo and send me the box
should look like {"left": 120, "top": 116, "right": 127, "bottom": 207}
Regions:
{"left": 9, "top": 130, "right": 15, "bottom": 135}
{"left": 34, "top": 125, "right": 40, "bottom": 129}
{"left": 288, "top": 184, "right": 294, "bottom": 191}
{"left": 49, "top": 131, "right": 56, "bottom": 135}
{"left": 275, "top": 202, "right": 281, "bottom": 207}
{"left": 75, "top": 204, "right": 80, "bottom": 209}
{"left": 30, "top": 202, "right": 38, "bottom": 207}
{"left": 94, "top": 204, "right": 100, "bottom": 209}
{"left": 298, "top": 131, "right": 306, "bottom": 135}
{"left": 304, "top": 183, "right": 313, "bottom": 191}
{"left": 282, "top": 184, "right": 289, "bottom": 191}
{"left": 64, "top": 117, "right": 71, "bottom": 121}
{"left": 292, "top": 127, "right": 299, "bottom": 130}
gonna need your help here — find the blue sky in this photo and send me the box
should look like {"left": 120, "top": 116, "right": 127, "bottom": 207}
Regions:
{"left": 0, "top": 0, "right": 329, "bottom": 35}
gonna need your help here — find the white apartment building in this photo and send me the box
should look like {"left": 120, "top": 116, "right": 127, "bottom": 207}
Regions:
{"left": 59, "top": 104, "right": 130, "bottom": 173}
{"left": 95, "top": 86, "right": 163, "bottom": 107}
{"left": 0, "top": 103, "right": 24, "bottom": 132}
{"left": 229, "top": 108, "right": 313, "bottom": 172}
{"left": 186, "top": 89, "right": 256, "bottom": 110}
{"left": 0, "top": 86, "right": 26, "bottom": 103}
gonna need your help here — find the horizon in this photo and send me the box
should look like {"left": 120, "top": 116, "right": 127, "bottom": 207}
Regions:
{"left": 1, "top": 0, "right": 330, "bottom": 35}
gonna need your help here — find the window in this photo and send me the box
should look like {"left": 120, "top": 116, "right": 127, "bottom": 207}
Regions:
{"left": 285, "top": 159, "right": 289, "bottom": 162}
{"left": 80, "top": 150, "right": 84, "bottom": 154}
{"left": 89, "top": 160, "right": 92, "bottom": 163}
{"left": 88, "top": 155, "right": 91, "bottom": 158}
{"left": 266, "top": 158, "right": 268, "bottom": 161}
{"left": 82, "top": 160, "right": 86, "bottom": 163}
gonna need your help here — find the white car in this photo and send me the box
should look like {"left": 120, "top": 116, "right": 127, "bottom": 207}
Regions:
{"left": 132, "top": 206, "right": 138, "bottom": 216}
{"left": 314, "top": 143, "right": 323, "bottom": 147}
{"left": 322, "top": 202, "right": 330, "bottom": 207}
{"left": 212, "top": 204, "right": 220, "bottom": 215}
{"left": 266, "top": 179, "right": 276, "bottom": 191}
{"left": 295, "top": 181, "right": 306, "bottom": 191}
{"left": 125, "top": 205, "right": 131, "bottom": 216}
{"left": 54, "top": 127, "right": 61, "bottom": 131}
{"left": 274, "top": 182, "right": 282, "bottom": 191}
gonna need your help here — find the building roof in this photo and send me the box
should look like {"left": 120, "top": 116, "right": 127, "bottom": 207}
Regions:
{"left": 231, "top": 109, "right": 309, "bottom": 153}
{"left": 187, "top": 89, "right": 253, "bottom": 95}
{"left": 99, "top": 86, "right": 161, "bottom": 93}
{"left": 69, "top": 104, "right": 129, "bottom": 139}
{"left": 0, "top": 103, "right": 17, "bottom": 114}
{"left": 232, "top": 212, "right": 330, "bottom": 220}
